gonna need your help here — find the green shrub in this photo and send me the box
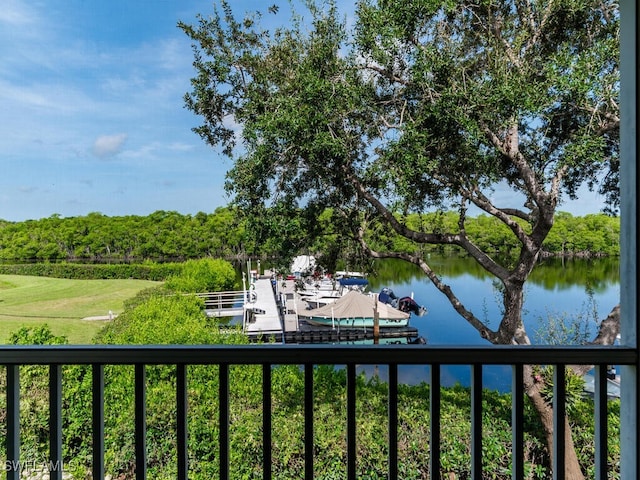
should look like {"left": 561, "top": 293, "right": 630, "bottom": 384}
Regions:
{"left": 164, "top": 258, "right": 237, "bottom": 293}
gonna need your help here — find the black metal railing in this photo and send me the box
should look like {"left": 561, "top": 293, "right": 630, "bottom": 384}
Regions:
{"left": 2, "top": 344, "right": 637, "bottom": 480}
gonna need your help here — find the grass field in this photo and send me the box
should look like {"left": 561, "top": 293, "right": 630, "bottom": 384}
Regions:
{"left": 0, "top": 274, "right": 161, "bottom": 344}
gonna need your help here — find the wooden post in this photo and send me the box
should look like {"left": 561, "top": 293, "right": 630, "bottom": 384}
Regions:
{"left": 373, "top": 295, "right": 380, "bottom": 344}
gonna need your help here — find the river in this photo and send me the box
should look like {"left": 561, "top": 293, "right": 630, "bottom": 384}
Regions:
{"left": 362, "top": 254, "right": 620, "bottom": 390}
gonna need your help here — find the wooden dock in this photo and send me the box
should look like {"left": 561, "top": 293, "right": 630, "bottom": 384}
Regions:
{"left": 197, "top": 275, "right": 421, "bottom": 343}
{"left": 241, "top": 276, "right": 420, "bottom": 344}
{"left": 248, "top": 323, "right": 419, "bottom": 344}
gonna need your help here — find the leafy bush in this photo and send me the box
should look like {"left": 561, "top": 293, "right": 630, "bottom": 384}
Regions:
{"left": 164, "top": 258, "right": 237, "bottom": 293}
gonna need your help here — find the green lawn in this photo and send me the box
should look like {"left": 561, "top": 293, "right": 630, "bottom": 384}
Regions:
{"left": 0, "top": 275, "right": 161, "bottom": 344}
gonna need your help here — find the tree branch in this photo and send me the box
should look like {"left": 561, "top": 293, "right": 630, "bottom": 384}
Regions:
{"left": 344, "top": 165, "right": 512, "bottom": 281}
{"left": 355, "top": 223, "right": 499, "bottom": 342}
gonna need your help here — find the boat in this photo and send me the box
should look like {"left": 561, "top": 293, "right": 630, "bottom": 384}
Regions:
{"left": 299, "top": 290, "right": 410, "bottom": 328}
{"left": 335, "top": 269, "right": 367, "bottom": 280}
{"left": 379, "top": 287, "right": 427, "bottom": 317}
{"left": 290, "top": 255, "right": 317, "bottom": 278}
{"left": 298, "top": 276, "right": 370, "bottom": 308}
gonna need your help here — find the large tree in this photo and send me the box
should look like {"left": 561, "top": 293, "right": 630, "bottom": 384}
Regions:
{"left": 179, "top": 0, "right": 619, "bottom": 477}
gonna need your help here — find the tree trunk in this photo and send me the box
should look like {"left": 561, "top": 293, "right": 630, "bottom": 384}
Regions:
{"left": 525, "top": 380, "right": 585, "bottom": 479}
{"left": 505, "top": 284, "right": 585, "bottom": 480}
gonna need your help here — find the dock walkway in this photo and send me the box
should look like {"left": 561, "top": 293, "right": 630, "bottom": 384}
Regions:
{"left": 245, "top": 276, "right": 419, "bottom": 343}
{"left": 243, "top": 277, "right": 284, "bottom": 336}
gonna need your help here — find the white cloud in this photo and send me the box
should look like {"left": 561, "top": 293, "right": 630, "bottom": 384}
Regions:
{"left": 167, "top": 142, "right": 195, "bottom": 152}
{"left": 0, "top": 0, "right": 36, "bottom": 26}
{"left": 92, "top": 133, "right": 128, "bottom": 159}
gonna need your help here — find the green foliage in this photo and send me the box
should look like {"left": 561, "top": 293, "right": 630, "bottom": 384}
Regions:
{"left": 164, "top": 258, "right": 238, "bottom": 293}
{"left": 544, "top": 212, "right": 620, "bottom": 256}
{"left": 97, "top": 295, "right": 203, "bottom": 344}
{"left": 362, "top": 211, "right": 620, "bottom": 259}
{"left": 0, "top": 209, "right": 620, "bottom": 269}
{"left": 95, "top": 288, "right": 244, "bottom": 345}
{"left": 8, "top": 324, "right": 68, "bottom": 345}
{"left": 535, "top": 366, "right": 588, "bottom": 417}
{"left": 0, "top": 208, "right": 249, "bottom": 261}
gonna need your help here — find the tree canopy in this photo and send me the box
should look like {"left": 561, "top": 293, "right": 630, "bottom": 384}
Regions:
{"left": 179, "top": 0, "right": 618, "bottom": 339}
{"left": 180, "top": 2, "right": 619, "bottom": 475}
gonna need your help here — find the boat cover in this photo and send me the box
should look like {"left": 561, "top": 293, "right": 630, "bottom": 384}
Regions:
{"left": 379, "top": 287, "right": 398, "bottom": 305}
{"left": 302, "top": 290, "right": 409, "bottom": 320}
{"left": 338, "top": 278, "right": 369, "bottom": 287}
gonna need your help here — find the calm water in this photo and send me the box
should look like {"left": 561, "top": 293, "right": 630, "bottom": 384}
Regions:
{"left": 362, "top": 255, "right": 620, "bottom": 390}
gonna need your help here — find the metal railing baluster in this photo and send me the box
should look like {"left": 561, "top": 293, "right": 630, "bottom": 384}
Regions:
{"left": 304, "top": 363, "right": 314, "bottom": 480}
{"left": 388, "top": 363, "right": 398, "bottom": 480}
{"left": 135, "top": 364, "right": 147, "bottom": 480}
{"left": 219, "top": 363, "right": 230, "bottom": 480}
{"left": 6, "top": 364, "right": 20, "bottom": 480}
{"left": 511, "top": 365, "right": 524, "bottom": 480}
{"left": 92, "top": 364, "right": 105, "bottom": 480}
{"left": 347, "top": 363, "right": 356, "bottom": 480}
{"left": 471, "top": 364, "right": 483, "bottom": 479}
{"left": 430, "top": 364, "right": 441, "bottom": 480}
{"left": 177, "top": 364, "right": 188, "bottom": 480}
{"left": 262, "top": 363, "right": 272, "bottom": 480}
{"left": 49, "top": 364, "right": 62, "bottom": 480}
{"left": 553, "top": 364, "right": 566, "bottom": 480}
{"left": 594, "top": 364, "right": 609, "bottom": 480}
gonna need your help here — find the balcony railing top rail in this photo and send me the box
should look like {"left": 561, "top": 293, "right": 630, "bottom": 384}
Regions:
{"left": 0, "top": 343, "right": 636, "bottom": 365}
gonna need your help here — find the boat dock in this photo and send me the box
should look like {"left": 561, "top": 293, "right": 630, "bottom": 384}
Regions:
{"left": 206, "top": 274, "right": 419, "bottom": 343}
{"left": 243, "top": 275, "right": 285, "bottom": 337}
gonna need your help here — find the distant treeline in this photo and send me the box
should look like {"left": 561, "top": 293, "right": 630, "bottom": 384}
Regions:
{"left": 376, "top": 210, "right": 620, "bottom": 258}
{"left": 0, "top": 209, "right": 249, "bottom": 261}
{"left": 0, "top": 209, "right": 619, "bottom": 262}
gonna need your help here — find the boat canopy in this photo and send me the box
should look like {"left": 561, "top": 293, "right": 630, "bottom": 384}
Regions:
{"left": 303, "top": 290, "right": 409, "bottom": 320}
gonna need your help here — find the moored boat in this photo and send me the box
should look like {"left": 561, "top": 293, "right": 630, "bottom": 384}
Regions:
{"left": 290, "top": 255, "right": 317, "bottom": 278}
{"left": 298, "top": 277, "right": 370, "bottom": 308}
{"left": 299, "top": 290, "right": 410, "bottom": 328}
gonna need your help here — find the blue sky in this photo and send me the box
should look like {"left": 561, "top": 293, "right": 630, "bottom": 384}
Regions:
{"left": 0, "top": 0, "right": 608, "bottom": 222}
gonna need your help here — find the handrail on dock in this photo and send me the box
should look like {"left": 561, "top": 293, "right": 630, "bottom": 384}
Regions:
{"left": 196, "top": 291, "right": 247, "bottom": 306}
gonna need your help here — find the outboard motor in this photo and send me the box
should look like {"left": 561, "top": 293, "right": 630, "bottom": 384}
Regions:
{"left": 379, "top": 288, "right": 399, "bottom": 308}
{"left": 398, "top": 297, "right": 427, "bottom": 316}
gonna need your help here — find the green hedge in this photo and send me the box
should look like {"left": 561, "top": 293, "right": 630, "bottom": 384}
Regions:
{"left": 0, "top": 262, "right": 183, "bottom": 281}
